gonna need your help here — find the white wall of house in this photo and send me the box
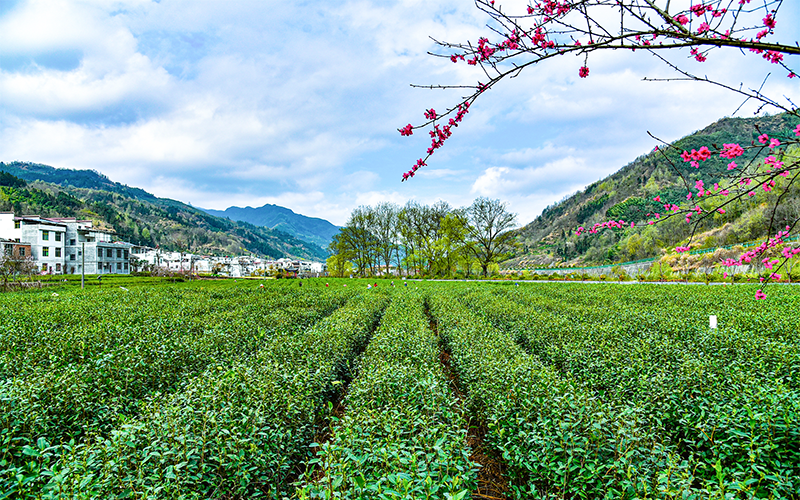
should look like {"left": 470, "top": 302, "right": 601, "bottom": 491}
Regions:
{"left": 86, "top": 243, "right": 132, "bottom": 274}
{"left": 19, "top": 220, "right": 67, "bottom": 274}
{"left": 0, "top": 212, "right": 22, "bottom": 241}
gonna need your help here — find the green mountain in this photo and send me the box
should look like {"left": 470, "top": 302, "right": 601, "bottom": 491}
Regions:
{"left": 202, "top": 204, "right": 341, "bottom": 249}
{"left": 0, "top": 161, "right": 328, "bottom": 261}
{"left": 509, "top": 113, "right": 800, "bottom": 268}
{"left": 0, "top": 162, "right": 158, "bottom": 202}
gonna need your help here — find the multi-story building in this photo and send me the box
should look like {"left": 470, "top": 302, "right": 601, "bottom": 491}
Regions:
{"left": 0, "top": 213, "right": 132, "bottom": 275}
{"left": 0, "top": 215, "right": 67, "bottom": 274}
{"left": 47, "top": 218, "right": 132, "bottom": 274}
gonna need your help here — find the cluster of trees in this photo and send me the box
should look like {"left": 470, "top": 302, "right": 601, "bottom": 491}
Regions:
{"left": 328, "top": 197, "right": 517, "bottom": 278}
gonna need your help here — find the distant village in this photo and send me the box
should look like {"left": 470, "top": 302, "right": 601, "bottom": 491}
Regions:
{"left": 0, "top": 212, "right": 326, "bottom": 278}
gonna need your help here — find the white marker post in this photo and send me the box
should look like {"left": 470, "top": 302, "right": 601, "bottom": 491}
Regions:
{"left": 709, "top": 315, "right": 717, "bottom": 329}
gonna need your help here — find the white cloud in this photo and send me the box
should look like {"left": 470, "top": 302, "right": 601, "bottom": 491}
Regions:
{"left": 417, "top": 168, "right": 465, "bottom": 179}
{"left": 0, "top": 0, "right": 173, "bottom": 117}
{"left": 471, "top": 166, "right": 509, "bottom": 197}
{"left": 352, "top": 190, "right": 409, "bottom": 209}
{"left": 341, "top": 170, "right": 381, "bottom": 191}
{"left": 498, "top": 143, "right": 578, "bottom": 165}
{"left": 504, "top": 188, "right": 583, "bottom": 226}
{"left": 471, "top": 156, "right": 596, "bottom": 197}
{"left": 0, "top": 0, "right": 101, "bottom": 53}
{"left": 0, "top": 0, "right": 796, "bottom": 232}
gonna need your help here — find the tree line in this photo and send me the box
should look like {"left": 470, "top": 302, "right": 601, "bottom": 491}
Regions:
{"left": 327, "top": 197, "right": 517, "bottom": 278}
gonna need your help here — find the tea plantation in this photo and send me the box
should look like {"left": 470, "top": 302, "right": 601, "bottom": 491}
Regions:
{"left": 1, "top": 279, "right": 798, "bottom": 499}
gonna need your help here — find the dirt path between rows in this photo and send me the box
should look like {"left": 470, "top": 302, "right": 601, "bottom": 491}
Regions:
{"left": 306, "top": 388, "right": 348, "bottom": 483}
{"left": 428, "top": 312, "right": 511, "bottom": 500}
{"left": 295, "top": 313, "right": 384, "bottom": 487}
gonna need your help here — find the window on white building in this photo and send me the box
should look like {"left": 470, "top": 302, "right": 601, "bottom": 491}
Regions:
{"left": 55, "top": 232, "right": 62, "bottom": 242}
{"left": 42, "top": 230, "right": 49, "bottom": 241}
{"left": 55, "top": 248, "right": 62, "bottom": 257}
{"left": 56, "top": 263, "right": 61, "bottom": 272}
{"left": 42, "top": 247, "right": 49, "bottom": 257}
{"left": 14, "top": 221, "right": 20, "bottom": 229}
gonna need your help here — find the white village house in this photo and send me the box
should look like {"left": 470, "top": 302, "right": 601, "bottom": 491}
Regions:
{"left": 131, "top": 248, "right": 325, "bottom": 277}
{"left": 0, "top": 212, "right": 132, "bottom": 275}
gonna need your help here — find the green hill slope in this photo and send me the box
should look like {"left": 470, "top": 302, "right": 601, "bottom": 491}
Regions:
{"left": 510, "top": 113, "right": 800, "bottom": 267}
{"left": 0, "top": 162, "right": 327, "bottom": 260}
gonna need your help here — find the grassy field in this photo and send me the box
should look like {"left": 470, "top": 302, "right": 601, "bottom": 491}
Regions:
{"left": 1, "top": 278, "right": 798, "bottom": 499}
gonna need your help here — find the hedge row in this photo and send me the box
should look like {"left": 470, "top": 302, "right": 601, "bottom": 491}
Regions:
{"left": 298, "top": 291, "right": 476, "bottom": 499}
{"left": 26, "top": 292, "right": 387, "bottom": 500}
{"left": 459, "top": 283, "right": 800, "bottom": 498}
{"left": 430, "top": 289, "right": 686, "bottom": 499}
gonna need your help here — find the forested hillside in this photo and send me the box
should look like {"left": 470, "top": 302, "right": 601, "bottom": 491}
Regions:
{"left": 0, "top": 163, "right": 327, "bottom": 260}
{"left": 510, "top": 113, "right": 800, "bottom": 267}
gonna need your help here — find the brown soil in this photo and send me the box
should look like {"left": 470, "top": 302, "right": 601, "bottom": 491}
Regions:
{"left": 302, "top": 365, "right": 360, "bottom": 486}
{"left": 309, "top": 390, "right": 347, "bottom": 453}
{"left": 433, "top": 318, "right": 510, "bottom": 500}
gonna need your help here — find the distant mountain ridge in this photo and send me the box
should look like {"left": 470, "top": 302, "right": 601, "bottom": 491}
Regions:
{"left": 0, "top": 161, "right": 157, "bottom": 202}
{"left": 202, "top": 204, "right": 341, "bottom": 249}
{"left": 0, "top": 161, "right": 328, "bottom": 261}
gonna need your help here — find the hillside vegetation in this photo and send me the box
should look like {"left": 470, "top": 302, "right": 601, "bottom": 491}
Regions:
{"left": 0, "top": 162, "right": 327, "bottom": 260}
{"left": 511, "top": 113, "right": 800, "bottom": 267}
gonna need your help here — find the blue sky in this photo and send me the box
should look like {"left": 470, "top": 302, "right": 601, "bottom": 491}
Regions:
{"left": 0, "top": 0, "right": 797, "bottom": 226}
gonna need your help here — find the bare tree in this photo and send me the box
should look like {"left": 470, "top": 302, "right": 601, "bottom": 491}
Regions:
{"left": 467, "top": 197, "right": 518, "bottom": 276}
{"left": 372, "top": 202, "right": 401, "bottom": 276}
{"left": 0, "top": 254, "right": 37, "bottom": 291}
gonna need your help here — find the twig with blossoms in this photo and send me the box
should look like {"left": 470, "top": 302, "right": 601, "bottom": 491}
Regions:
{"left": 587, "top": 127, "right": 800, "bottom": 298}
{"left": 399, "top": 0, "right": 799, "bottom": 180}
{"left": 719, "top": 224, "right": 800, "bottom": 298}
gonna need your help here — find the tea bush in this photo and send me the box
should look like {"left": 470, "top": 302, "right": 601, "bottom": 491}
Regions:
{"left": 2, "top": 280, "right": 799, "bottom": 499}
{"left": 457, "top": 283, "right": 800, "bottom": 498}
{"left": 298, "top": 290, "right": 475, "bottom": 499}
